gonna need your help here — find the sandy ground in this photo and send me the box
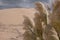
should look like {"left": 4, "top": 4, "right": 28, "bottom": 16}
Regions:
{"left": 0, "top": 8, "right": 36, "bottom": 40}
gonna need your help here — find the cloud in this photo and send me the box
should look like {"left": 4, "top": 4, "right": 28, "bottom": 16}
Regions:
{"left": 0, "top": 2, "right": 3, "bottom": 5}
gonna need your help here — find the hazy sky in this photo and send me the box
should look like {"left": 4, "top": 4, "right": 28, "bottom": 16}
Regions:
{"left": 0, "top": 0, "right": 54, "bottom": 9}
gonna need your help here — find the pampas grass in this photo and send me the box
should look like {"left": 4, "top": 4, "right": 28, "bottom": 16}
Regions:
{"left": 35, "top": 1, "right": 59, "bottom": 40}
{"left": 34, "top": 12, "right": 43, "bottom": 40}
{"left": 51, "top": 0, "right": 60, "bottom": 39}
{"left": 23, "top": 15, "right": 37, "bottom": 40}
{"left": 23, "top": 1, "right": 60, "bottom": 40}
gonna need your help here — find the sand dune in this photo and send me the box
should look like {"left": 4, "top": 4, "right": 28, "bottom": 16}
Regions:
{"left": 0, "top": 8, "right": 36, "bottom": 40}
{"left": 0, "top": 8, "right": 36, "bottom": 24}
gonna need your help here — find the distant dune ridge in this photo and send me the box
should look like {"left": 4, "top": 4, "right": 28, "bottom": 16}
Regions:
{"left": 0, "top": 8, "right": 36, "bottom": 24}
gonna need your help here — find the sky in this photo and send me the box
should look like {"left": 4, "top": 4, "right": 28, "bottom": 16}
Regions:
{"left": 0, "top": 0, "right": 54, "bottom": 9}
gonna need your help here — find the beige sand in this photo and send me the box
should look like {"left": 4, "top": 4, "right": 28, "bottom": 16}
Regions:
{"left": 0, "top": 8, "right": 36, "bottom": 40}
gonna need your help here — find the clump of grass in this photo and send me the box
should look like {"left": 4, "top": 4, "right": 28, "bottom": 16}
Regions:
{"left": 23, "top": 15, "right": 37, "bottom": 40}
{"left": 34, "top": 2, "right": 47, "bottom": 40}
{"left": 23, "top": 1, "right": 60, "bottom": 40}
{"left": 51, "top": 0, "right": 60, "bottom": 39}
{"left": 35, "top": 1, "right": 59, "bottom": 40}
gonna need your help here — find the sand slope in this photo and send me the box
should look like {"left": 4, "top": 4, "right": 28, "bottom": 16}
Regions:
{"left": 0, "top": 8, "right": 36, "bottom": 40}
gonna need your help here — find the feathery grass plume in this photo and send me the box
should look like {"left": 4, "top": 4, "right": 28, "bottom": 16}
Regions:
{"left": 35, "top": 1, "right": 59, "bottom": 40}
{"left": 35, "top": 2, "right": 47, "bottom": 25}
{"left": 34, "top": 2, "right": 48, "bottom": 40}
{"left": 34, "top": 12, "right": 43, "bottom": 40}
{"left": 23, "top": 30, "right": 36, "bottom": 40}
{"left": 44, "top": 24, "right": 59, "bottom": 40}
{"left": 23, "top": 15, "right": 37, "bottom": 40}
{"left": 51, "top": 0, "right": 60, "bottom": 39}
{"left": 23, "top": 15, "right": 34, "bottom": 28}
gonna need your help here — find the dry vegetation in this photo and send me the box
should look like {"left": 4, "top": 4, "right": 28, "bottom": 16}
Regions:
{"left": 23, "top": 0, "right": 60, "bottom": 40}
{"left": 0, "top": 0, "right": 60, "bottom": 40}
{"left": 51, "top": 0, "right": 60, "bottom": 39}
